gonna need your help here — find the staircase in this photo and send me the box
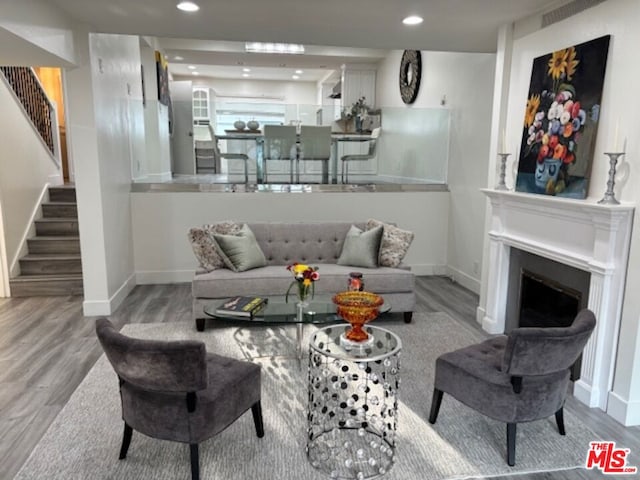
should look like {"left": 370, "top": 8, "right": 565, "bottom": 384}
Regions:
{"left": 9, "top": 185, "right": 83, "bottom": 296}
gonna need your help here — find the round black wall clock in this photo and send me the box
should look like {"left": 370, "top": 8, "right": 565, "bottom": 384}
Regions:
{"left": 399, "top": 50, "right": 422, "bottom": 104}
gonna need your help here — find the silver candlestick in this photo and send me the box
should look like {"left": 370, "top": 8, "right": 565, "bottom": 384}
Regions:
{"left": 495, "top": 153, "right": 511, "bottom": 191}
{"left": 597, "top": 152, "right": 624, "bottom": 205}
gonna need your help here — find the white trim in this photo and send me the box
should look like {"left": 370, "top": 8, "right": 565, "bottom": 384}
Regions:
{"left": 136, "top": 269, "right": 194, "bottom": 284}
{"left": 0, "top": 194, "right": 10, "bottom": 297}
{"left": 375, "top": 174, "right": 446, "bottom": 185}
{"left": 133, "top": 172, "right": 173, "bottom": 183}
{"left": 82, "top": 273, "right": 136, "bottom": 316}
{"left": 447, "top": 265, "right": 480, "bottom": 294}
{"left": 9, "top": 184, "right": 50, "bottom": 277}
{"left": 607, "top": 391, "right": 640, "bottom": 427}
{"left": 475, "top": 306, "right": 486, "bottom": 327}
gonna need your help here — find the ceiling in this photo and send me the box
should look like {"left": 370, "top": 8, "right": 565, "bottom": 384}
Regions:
{"left": 48, "top": 0, "right": 567, "bottom": 81}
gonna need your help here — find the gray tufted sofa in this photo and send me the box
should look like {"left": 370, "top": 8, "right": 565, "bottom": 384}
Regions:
{"left": 192, "top": 222, "right": 415, "bottom": 325}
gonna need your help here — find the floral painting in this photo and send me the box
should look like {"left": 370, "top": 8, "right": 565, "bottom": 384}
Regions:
{"left": 516, "top": 35, "right": 610, "bottom": 198}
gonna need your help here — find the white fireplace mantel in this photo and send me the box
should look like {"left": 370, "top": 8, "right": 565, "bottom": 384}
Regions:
{"left": 481, "top": 189, "right": 634, "bottom": 412}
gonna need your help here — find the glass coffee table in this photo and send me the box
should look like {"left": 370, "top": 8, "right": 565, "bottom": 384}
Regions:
{"left": 201, "top": 295, "right": 390, "bottom": 359}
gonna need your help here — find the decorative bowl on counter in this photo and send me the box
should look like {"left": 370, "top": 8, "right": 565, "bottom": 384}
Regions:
{"left": 247, "top": 120, "right": 260, "bottom": 131}
{"left": 332, "top": 291, "right": 384, "bottom": 342}
{"left": 233, "top": 120, "right": 246, "bottom": 130}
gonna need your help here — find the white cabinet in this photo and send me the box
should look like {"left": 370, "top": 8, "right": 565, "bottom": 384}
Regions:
{"left": 341, "top": 66, "right": 376, "bottom": 109}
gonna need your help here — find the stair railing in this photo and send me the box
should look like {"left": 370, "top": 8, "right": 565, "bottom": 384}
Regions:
{"left": 0, "top": 66, "right": 60, "bottom": 163}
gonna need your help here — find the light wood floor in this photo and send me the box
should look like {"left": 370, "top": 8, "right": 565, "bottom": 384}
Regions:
{"left": 0, "top": 278, "right": 637, "bottom": 479}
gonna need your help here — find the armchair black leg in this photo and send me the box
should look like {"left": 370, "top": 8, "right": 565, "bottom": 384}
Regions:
{"left": 118, "top": 423, "right": 133, "bottom": 460}
{"left": 403, "top": 312, "right": 413, "bottom": 323}
{"left": 428, "top": 388, "right": 444, "bottom": 424}
{"left": 190, "top": 443, "right": 200, "bottom": 480}
{"left": 506, "top": 423, "right": 516, "bottom": 466}
{"left": 555, "top": 408, "right": 566, "bottom": 435}
{"left": 252, "top": 401, "right": 265, "bottom": 438}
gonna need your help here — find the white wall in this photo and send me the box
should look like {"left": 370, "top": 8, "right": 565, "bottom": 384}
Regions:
{"left": 377, "top": 51, "right": 496, "bottom": 293}
{"left": 0, "top": 78, "right": 63, "bottom": 287}
{"left": 491, "top": 0, "right": 640, "bottom": 425}
{"left": 189, "top": 77, "right": 317, "bottom": 105}
{"left": 0, "top": 0, "right": 76, "bottom": 65}
{"left": 131, "top": 192, "right": 449, "bottom": 283}
{"left": 65, "top": 32, "right": 143, "bottom": 315}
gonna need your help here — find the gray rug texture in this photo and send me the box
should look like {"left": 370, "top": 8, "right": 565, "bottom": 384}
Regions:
{"left": 14, "top": 313, "right": 598, "bottom": 479}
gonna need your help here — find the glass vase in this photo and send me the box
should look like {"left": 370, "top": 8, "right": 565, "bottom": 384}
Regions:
{"left": 297, "top": 282, "right": 311, "bottom": 308}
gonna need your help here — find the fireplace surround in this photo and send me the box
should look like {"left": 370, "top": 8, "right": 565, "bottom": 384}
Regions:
{"left": 480, "top": 189, "right": 634, "bottom": 413}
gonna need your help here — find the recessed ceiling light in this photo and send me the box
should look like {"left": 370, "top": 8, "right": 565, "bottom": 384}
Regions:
{"left": 188, "top": 65, "right": 196, "bottom": 69}
{"left": 242, "top": 73, "right": 250, "bottom": 77}
{"left": 242, "top": 68, "right": 251, "bottom": 72}
{"left": 295, "top": 70, "right": 303, "bottom": 74}
{"left": 191, "top": 71, "right": 199, "bottom": 75}
{"left": 402, "top": 15, "right": 423, "bottom": 25}
{"left": 174, "top": 56, "right": 184, "bottom": 61}
{"left": 177, "top": 2, "right": 199, "bottom": 12}
{"left": 292, "top": 75, "right": 300, "bottom": 80}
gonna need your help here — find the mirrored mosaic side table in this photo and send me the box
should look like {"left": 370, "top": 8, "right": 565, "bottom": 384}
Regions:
{"left": 307, "top": 325, "right": 401, "bottom": 479}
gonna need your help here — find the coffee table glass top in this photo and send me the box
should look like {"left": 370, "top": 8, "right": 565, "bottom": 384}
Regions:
{"left": 203, "top": 295, "right": 389, "bottom": 325}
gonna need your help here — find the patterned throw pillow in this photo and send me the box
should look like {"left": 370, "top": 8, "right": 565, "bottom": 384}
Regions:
{"left": 187, "top": 221, "right": 242, "bottom": 271}
{"left": 366, "top": 219, "right": 414, "bottom": 268}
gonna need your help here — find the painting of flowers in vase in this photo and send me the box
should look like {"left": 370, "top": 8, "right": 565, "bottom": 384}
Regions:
{"left": 516, "top": 35, "right": 610, "bottom": 198}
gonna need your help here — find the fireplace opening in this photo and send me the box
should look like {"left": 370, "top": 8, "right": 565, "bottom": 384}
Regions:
{"left": 519, "top": 269, "right": 581, "bottom": 329}
{"left": 518, "top": 269, "right": 582, "bottom": 379}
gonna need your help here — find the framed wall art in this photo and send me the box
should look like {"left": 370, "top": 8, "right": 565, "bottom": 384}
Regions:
{"left": 515, "top": 35, "right": 610, "bottom": 198}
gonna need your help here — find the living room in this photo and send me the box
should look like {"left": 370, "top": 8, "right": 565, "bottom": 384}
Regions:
{"left": 1, "top": 0, "right": 640, "bottom": 478}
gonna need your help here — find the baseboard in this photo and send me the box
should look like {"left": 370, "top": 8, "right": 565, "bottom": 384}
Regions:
{"left": 573, "top": 379, "right": 601, "bottom": 409}
{"left": 83, "top": 273, "right": 136, "bottom": 316}
{"left": 136, "top": 269, "right": 194, "bottom": 284}
{"left": 476, "top": 306, "right": 486, "bottom": 327}
{"left": 481, "top": 314, "right": 503, "bottom": 334}
{"left": 447, "top": 266, "right": 480, "bottom": 294}
{"left": 375, "top": 174, "right": 444, "bottom": 184}
{"left": 607, "top": 391, "right": 640, "bottom": 426}
{"left": 410, "top": 264, "right": 448, "bottom": 276}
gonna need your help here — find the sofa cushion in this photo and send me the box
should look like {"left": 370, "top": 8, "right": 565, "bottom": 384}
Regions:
{"left": 187, "top": 221, "right": 242, "bottom": 272}
{"left": 367, "top": 219, "right": 414, "bottom": 268}
{"left": 192, "top": 264, "right": 414, "bottom": 299}
{"left": 337, "top": 225, "right": 383, "bottom": 268}
{"left": 212, "top": 224, "right": 267, "bottom": 272}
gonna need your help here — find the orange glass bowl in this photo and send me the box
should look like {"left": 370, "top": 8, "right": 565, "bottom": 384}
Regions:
{"left": 332, "top": 291, "right": 384, "bottom": 342}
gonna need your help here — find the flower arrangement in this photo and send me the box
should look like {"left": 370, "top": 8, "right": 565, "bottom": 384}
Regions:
{"left": 285, "top": 263, "right": 320, "bottom": 304}
{"left": 522, "top": 46, "right": 598, "bottom": 195}
{"left": 342, "top": 96, "right": 370, "bottom": 122}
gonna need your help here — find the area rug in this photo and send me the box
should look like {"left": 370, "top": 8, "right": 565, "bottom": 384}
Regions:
{"left": 14, "top": 313, "right": 598, "bottom": 479}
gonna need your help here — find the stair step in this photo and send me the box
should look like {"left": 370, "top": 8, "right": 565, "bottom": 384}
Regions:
{"left": 27, "top": 236, "right": 80, "bottom": 254}
{"left": 19, "top": 254, "right": 82, "bottom": 275}
{"left": 35, "top": 218, "right": 79, "bottom": 236}
{"left": 42, "top": 202, "right": 77, "bottom": 218}
{"left": 9, "top": 274, "right": 83, "bottom": 297}
{"left": 49, "top": 186, "right": 76, "bottom": 203}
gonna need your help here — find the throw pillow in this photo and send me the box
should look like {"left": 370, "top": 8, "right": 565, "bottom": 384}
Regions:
{"left": 212, "top": 224, "right": 267, "bottom": 272}
{"left": 187, "top": 221, "right": 242, "bottom": 272}
{"left": 337, "top": 224, "right": 384, "bottom": 268}
{"left": 366, "top": 219, "right": 414, "bottom": 268}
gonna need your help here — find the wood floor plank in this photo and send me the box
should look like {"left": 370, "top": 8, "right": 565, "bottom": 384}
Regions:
{"left": 0, "top": 278, "right": 638, "bottom": 480}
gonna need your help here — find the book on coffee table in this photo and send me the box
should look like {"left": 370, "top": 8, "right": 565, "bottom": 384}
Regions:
{"left": 215, "top": 296, "right": 268, "bottom": 318}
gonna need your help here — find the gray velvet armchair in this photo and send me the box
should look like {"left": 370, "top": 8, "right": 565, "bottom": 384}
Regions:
{"left": 95, "top": 318, "right": 263, "bottom": 480}
{"left": 428, "top": 308, "right": 596, "bottom": 466}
